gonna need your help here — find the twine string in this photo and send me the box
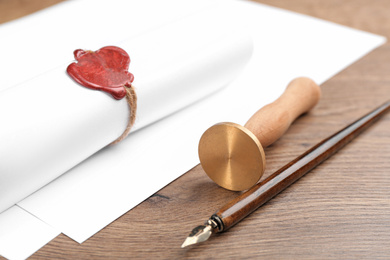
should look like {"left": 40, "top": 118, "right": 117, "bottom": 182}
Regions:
{"left": 111, "top": 84, "right": 137, "bottom": 145}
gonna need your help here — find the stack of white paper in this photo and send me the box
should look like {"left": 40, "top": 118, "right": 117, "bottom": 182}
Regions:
{"left": 0, "top": 8, "right": 253, "bottom": 214}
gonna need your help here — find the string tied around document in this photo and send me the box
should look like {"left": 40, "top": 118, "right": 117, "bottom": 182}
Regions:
{"left": 66, "top": 46, "right": 137, "bottom": 145}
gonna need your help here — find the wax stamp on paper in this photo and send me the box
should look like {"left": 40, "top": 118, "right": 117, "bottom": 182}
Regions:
{"left": 67, "top": 46, "right": 134, "bottom": 100}
{"left": 67, "top": 46, "right": 137, "bottom": 144}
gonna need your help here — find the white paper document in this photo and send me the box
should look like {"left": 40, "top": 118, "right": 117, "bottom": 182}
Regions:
{"left": 0, "top": 0, "right": 385, "bottom": 258}
{"left": 0, "top": 206, "right": 59, "bottom": 260}
{"left": 0, "top": 7, "right": 252, "bottom": 215}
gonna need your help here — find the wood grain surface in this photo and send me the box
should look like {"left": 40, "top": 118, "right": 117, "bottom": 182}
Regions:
{"left": 1, "top": 0, "right": 390, "bottom": 259}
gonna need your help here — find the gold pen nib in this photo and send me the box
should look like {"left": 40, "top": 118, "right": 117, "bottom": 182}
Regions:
{"left": 181, "top": 223, "right": 214, "bottom": 248}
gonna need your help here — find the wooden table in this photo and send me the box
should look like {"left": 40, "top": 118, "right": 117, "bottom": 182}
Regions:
{"left": 1, "top": 0, "right": 389, "bottom": 259}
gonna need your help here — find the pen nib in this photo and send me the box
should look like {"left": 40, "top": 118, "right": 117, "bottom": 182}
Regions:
{"left": 181, "top": 223, "right": 214, "bottom": 248}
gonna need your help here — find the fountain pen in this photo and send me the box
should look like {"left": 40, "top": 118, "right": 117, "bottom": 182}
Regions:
{"left": 182, "top": 101, "right": 390, "bottom": 248}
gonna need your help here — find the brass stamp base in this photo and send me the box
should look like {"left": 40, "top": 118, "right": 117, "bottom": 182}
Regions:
{"left": 198, "top": 122, "right": 266, "bottom": 191}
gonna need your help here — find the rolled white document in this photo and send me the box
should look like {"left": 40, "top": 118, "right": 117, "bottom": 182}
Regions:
{"left": 0, "top": 12, "right": 253, "bottom": 213}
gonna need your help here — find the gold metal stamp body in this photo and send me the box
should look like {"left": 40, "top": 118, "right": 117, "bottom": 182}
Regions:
{"left": 198, "top": 122, "right": 266, "bottom": 191}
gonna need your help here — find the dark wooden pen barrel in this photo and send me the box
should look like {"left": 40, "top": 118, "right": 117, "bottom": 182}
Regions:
{"left": 213, "top": 101, "right": 390, "bottom": 231}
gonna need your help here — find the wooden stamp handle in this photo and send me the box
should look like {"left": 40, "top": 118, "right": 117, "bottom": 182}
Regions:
{"left": 244, "top": 77, "right": 321, "bottom": 147}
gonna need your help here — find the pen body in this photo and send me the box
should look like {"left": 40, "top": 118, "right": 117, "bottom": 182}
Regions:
{"left": 214, "top": 101, "right": 390, "bottom": 231}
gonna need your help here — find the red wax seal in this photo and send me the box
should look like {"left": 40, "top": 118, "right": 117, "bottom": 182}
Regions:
{"left": 67, "top": 46, "right": 134, "bottom": 100}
